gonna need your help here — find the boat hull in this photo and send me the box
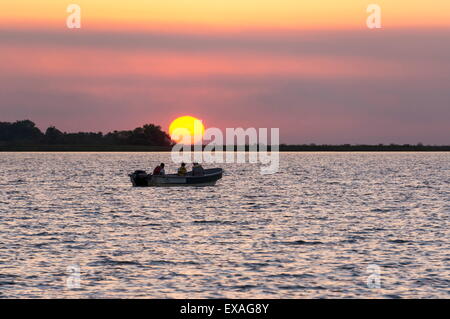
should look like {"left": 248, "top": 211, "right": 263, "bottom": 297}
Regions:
{"left": 129, "top": 168, "right": 223, "bottom": 187}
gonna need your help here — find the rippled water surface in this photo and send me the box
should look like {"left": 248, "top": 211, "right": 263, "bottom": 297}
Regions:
{"left": 0, "top": 152, "right": 449, "bottom": 298}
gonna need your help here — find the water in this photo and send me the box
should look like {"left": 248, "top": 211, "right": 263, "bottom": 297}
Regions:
{"left": 0, "top": 152, "right": 449, "bottom": 298}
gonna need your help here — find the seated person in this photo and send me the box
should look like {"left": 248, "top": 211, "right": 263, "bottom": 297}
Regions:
{"left": 192, "top": 162, "right": 205, "bottom": 176}
{"left": 177, "top": 162, "right": 187, "bottom": 176}
{"left": 152, "top": 163, "right": 165, "bottom": 176}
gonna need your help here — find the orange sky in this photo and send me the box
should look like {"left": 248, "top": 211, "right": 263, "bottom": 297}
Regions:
{"left": 2, "top": 0, "right": 450, "bottom": 30}
{"left": 1, "top": 1, "right": 449, "bottom": 144}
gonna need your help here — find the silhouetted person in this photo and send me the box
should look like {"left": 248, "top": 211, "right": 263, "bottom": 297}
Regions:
{"left": 177, "top": 162, "right": 187, "bottom": 176}
{"left": 153, "top": 163, "right": 165, "bottom": 176}
{"left": 192, "top": 162, "right": 204, "bottom": 176}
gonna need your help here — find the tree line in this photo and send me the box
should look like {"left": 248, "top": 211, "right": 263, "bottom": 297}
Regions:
{"left": 1, "top": 120, "right": 448, "bottom": 151}
{"left": 0, "top": 120, "right": 172, "bottom": 146}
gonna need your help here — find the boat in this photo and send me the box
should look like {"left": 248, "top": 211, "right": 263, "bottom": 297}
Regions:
{"left": 129, "top": 168, "right": 223, "bottom": 187}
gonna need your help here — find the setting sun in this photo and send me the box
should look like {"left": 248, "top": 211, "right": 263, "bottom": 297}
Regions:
{"left": 169, "top": 115, "right": 205, "bottom": 144}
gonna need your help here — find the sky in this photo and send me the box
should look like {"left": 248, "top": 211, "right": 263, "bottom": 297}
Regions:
{"left": 0, "top": 1, "right": 449, "bottom": 144}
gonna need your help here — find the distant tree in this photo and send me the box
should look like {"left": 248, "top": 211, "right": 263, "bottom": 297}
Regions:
{"left": 1, "top": 120, "right": 171, "bottom": 147}
{"left": 142, "top": 124, "right": 172, "bottom": 146}
{"left": 45, "top": 126, "right": 64, "bottom": 144}
{"left": 0, "top": 120, "right": 43, "bottom": 143}
{"left": 64, "top": 132, "right": 103, "bottom": 145}
{"left": 103, "top": 124, "right": 171, "bottom": 146}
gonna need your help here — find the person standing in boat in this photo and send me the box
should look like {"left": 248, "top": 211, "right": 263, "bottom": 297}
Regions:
{"left": 177, "top": 162, "right": 187, "bottom": 176}
{"left": 192, "top": 162, "right": 204, "bottom": 176}
{"left": 153, "top": 163, "right": 165, "bottom": 176}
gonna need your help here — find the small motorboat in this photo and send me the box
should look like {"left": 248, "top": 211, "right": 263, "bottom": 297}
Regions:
{"left": 129, "top": 168, "right": 223, "bottom": 187}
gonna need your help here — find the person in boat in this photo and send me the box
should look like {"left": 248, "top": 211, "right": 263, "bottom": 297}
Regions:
{"left": 192, "top": 162, "right": 205, "bottom": 176}
{"left": 177, "top": 162, "right": 187, "bottom": 176}
{"left": 153, "top": 163, "right": 165, "bottom": 176}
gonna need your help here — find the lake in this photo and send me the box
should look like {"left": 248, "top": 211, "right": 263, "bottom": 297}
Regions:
{"left": 0, "top": 152, "right": 448, "bottom": 298}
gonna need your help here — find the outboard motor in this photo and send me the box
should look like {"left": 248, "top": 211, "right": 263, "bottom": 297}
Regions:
{"left": 129, "top": 170, "right": 149, "bottom": 187}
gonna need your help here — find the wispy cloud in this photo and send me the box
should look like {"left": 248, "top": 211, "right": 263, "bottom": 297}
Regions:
{"left": 1, "top": 28, "right": 449, "bottom": 143}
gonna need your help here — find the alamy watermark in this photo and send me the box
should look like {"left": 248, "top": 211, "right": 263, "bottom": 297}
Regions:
{"left": 170, "top": 121, "right": 280, "bottom": 174}
{"left": 367, "top": 4, "right": 382, "bottom": 29}
{"left": 66, "top": 4, "right": 81, "bottom": 29}
{"left": 66, "top": 264, "right": 81, "bottom": 289}
{"left": 66, "top": 4, "right": 382, "bottom": 30}
{"left": 366, "top": 264, "right": 381, "bottom": 289}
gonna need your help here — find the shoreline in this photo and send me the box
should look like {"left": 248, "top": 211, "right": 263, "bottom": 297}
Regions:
{"left": 1, "top": 145, "right": 450, "bottom": 152}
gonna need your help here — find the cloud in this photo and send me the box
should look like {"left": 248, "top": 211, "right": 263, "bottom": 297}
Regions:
{"left": 0, "top": 28, "right": 449, "bottom": 144}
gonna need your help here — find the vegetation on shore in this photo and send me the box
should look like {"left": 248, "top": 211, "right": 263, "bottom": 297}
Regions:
{"left": 0, "top": 120, "right": 172, "bottom": 149}
{"left": 2, "top": 145, "right": 449, "bottom": 152}
{"left": 1, "top": 120, "right": 449, "bottom": 152}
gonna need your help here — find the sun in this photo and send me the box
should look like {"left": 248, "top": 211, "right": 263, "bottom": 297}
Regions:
{"left": 169, "top": 115, "right": 205, "bottom": 144}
